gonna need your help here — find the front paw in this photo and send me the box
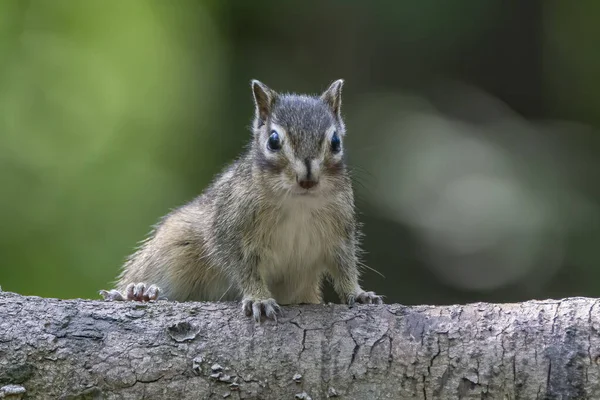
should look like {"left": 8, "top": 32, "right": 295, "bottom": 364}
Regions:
{"left": 347, "top": 290, "right": 383, "bottom": 306}
{"left": 99, "top": 282, "right": 161, "bottom": 302}
{"left": 242, "top": 297, "right": 282, "bottom": 322}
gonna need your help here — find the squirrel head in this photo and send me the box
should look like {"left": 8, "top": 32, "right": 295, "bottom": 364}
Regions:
{"left": 250, "top": 79, "right": 348, "bottom": 197}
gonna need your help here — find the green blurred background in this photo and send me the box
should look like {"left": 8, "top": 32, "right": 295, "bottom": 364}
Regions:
{"left": 1, "top": 0, "right": 599, "bottom": 306}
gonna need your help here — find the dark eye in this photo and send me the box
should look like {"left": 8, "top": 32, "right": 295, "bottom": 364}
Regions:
{"left": 331, "top": 131, "right": 341, "bottom": 153}
{"left": 267, "top": 130, "right": 282, "bottom": 151}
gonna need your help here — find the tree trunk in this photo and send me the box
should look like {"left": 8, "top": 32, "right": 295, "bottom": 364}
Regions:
{"left": 0, "top": 291, "right": 599, "bottom": 399}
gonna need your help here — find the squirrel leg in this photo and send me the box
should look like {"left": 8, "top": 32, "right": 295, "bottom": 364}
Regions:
{"left": 330, "top": 271, "right": 383, "bottom": 306}
{"left": 237, "top": 260, "right": 282, "bottom": 322}
{"left": 328, "top": 247, "right": 383, "bottom": 306}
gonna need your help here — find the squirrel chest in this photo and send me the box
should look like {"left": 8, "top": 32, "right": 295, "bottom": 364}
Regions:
{"left": 257, "top": 197, "right": 335, "bottom": 283}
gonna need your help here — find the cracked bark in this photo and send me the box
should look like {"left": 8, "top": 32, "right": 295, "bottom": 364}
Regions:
{"left": 1, "top": 292, "right": 600, "bottom": 399}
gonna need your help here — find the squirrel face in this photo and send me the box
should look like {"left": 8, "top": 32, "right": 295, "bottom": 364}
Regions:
{"left": 251, "top": 80, "right": 348, "bottom": 197}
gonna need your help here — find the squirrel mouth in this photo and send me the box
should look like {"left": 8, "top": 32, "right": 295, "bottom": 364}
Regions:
{"left": 293, "top": 188, "right": 317, "bottom": 196}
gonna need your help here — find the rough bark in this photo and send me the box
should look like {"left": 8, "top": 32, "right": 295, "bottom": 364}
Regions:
{"left": 1, "top": 292, "right": 599, "bottom": 399}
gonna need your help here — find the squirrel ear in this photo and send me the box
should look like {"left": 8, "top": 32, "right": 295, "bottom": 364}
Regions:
{"left": 321, "top": 79, "right": 344, "bottom": 118}
{"left": 251, "top": 79, "right": 276, "bottom": 124}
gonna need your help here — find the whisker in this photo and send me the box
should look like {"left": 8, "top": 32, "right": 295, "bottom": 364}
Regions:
{"left": 218, "top": 283, "right": 234, "bottom": 301}
{"left": 357, "top": 260, "right": 386, "bottom": 278}
{"left": 349, "top": 165, "right": 376, "bottom": 180}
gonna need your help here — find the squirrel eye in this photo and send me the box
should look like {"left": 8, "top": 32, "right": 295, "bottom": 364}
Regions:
{"left": 331, "top": 131, "right": 341, "bottom": 153}
{"left": 267, "top": 130, "right": 282, "bottom": 151}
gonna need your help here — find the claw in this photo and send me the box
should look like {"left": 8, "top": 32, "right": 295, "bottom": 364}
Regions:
{"left": 252, "top": 302, "right": 262, "bottom": 322}
{"left": 146, "top": 285, "right": 160, "bottom": 301}
{"left": 243, "top": 300, "right": 253, "bottom": 317}
{"left": 100, "top": 283, "right": 161, "bottom": 302}
{"left": 242, "top": 297, "right": 282, "bottom": 322}
{"left": 133, "top": 283, "right": 146, "bottom": 299}
{"left": 99, "top": 289, "right": 126, "bottom": 301}
{"left": 125, "top": 283, "right": 136, "bottom": 300}
{"left": 348, "top": 290, "right": 383, "bottom": 306}
{"left": 347, "top": 294, "right": 356, "bottom": 307}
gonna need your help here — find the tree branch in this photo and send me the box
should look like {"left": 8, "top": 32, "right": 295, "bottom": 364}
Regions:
{"left": 0, "top": 292, "right": 599, "bottom": 399}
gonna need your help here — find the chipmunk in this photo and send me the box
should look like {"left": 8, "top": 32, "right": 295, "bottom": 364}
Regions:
{"left": 100, "top": 79, "right": 383, "bottom": 321}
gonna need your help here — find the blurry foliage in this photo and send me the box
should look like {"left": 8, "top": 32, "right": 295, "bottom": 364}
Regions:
{"left": 543, "top": 0, "right": 600, "bottom": 124}
{"left": 0, "top": 0, "right": 225, "bottom": 297}
{"left": 1, "top": 1, "right": 599, "bottom": 304}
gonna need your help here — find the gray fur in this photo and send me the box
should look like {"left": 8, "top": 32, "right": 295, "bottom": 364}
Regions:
{"left": 101, "top": 80, "right": 382, "bottom": 321}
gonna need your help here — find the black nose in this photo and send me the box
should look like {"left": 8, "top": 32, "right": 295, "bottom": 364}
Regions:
{"left": 298, "top": 179, "right": 318, "bottom": 190}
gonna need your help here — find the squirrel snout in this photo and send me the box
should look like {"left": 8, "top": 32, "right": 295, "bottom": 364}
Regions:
{"left": 295, "top": 158, "right": 320, "bottom": 190}
{"left": 298, "top": 178, "right": 318, "bottom": 190}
